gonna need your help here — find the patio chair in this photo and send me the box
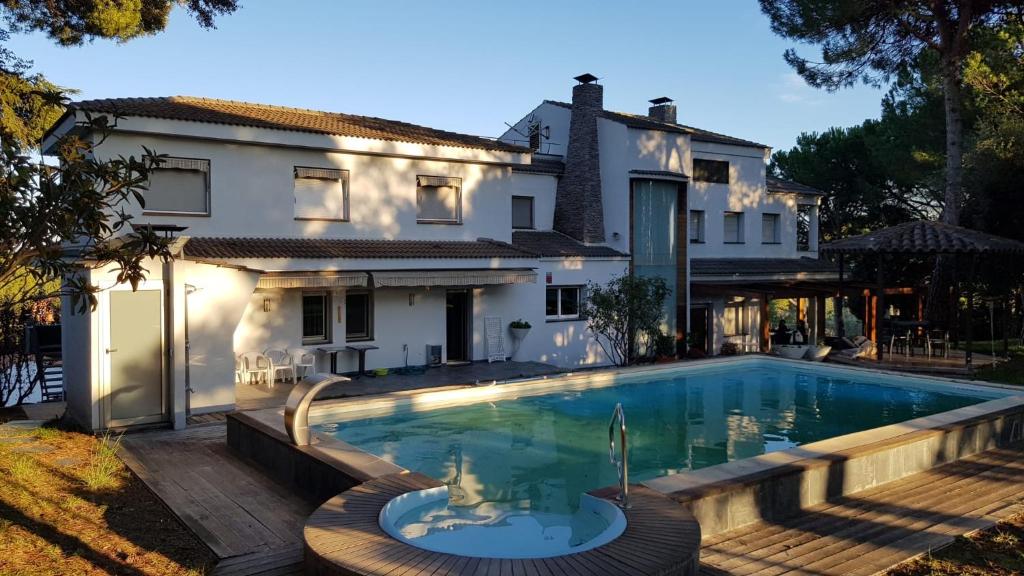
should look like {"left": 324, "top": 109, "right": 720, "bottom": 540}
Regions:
{"left": 241, "top": 352, "right": 271, "bottom": 386}
{"left": 889, "top": 330, "right": 911, "bottom": 360}
{"left": 292, "top": 348, "right": 316, "bottom": 380}
{"left": 927, "top": 330, "right": 949, "bottom": 359}
{"left": 264, "top": 348, "right": 296, "bottom": 386}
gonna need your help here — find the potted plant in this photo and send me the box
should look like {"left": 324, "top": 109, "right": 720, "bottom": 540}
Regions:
{"left": 509, "top": 319, "right": 532, "bottom": 341}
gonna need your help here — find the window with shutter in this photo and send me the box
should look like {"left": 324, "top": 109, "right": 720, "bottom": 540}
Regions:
{"left": 724, "top": 212, "right": 744, "bottom": 243}
{"left": 294, "top": 167, "right": 349, "bottom": 221}
{"left": 416, "top": 176, "right": 462, "bottom": 223}
{"left": 144, "top": 157, "right": 210, "bottom": 215}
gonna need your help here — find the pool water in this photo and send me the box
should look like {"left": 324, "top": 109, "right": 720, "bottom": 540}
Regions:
{"left": 317, "top": 363, "right": 997, "bottom": 551}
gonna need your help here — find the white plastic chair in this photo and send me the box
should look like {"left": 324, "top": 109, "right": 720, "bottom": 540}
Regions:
{"left": 241, "top": 352, "right": 271, "bottom": 386}
{"left": 292, "top": 348, "right": 316, "bottom": 380}
{"left": 264, "top": 348, "right": 296, "bottom": 386}
{"left": 235, "top": 355, "right": 244, "bottom": 384}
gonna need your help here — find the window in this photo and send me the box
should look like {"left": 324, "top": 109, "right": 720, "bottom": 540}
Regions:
{"left": 144, "top": 157, "right": 210, "bottom": 215}
{"left": 689, "top": 210, "right": 705, "bottom": 243}
{"left": 416, "top": 175, "right": 462, "bottom": 223}
{"left": 723, "top": 300, "right": 748, "bottom": 337}
{"left": 693, "top": 159, "right": 729, "bottom": 184}
{"left": 762, "top": 213, "right": 781, "bottom": 244}
{"left": 512, "top": 196, "right": 534, "bottom": 229}
{"left": 345, "top": 291, "right": 373, "bottom": 341}
{"left": 797, "top": 205, "right": 813, "bottom": 251}
{"left": 528, "top": 122, "right": 541, "bottom": 151}
{"left": 546, "top": 286, "right": 581, "bottom": 320}
{"left": 302, "top": 292, "right": 331, "bottom": 344}
{"left": 723, "top": 212, "right": 744, "bottom": 243}
{"left": 294, "top": 167, "right": 349, "bottom": 221}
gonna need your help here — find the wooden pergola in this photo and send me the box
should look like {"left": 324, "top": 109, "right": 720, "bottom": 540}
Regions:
{"left": 821, "top": 220, "right": 1024, "bottom": 367}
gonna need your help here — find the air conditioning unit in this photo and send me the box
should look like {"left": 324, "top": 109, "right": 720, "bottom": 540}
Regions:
{"left": 425, "top": 344, "right": 443, "bottom": 367}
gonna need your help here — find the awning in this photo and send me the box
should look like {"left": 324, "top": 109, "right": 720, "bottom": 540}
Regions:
{"left": 257, "top": 272, "right": 368, "bottom": 289}
{"left": 371, "top": 269, "right": 537, "bottom": 287}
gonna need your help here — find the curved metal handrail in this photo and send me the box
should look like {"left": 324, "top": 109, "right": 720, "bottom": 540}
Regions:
{"left": 608, "top": 402, "right": 630, "bottom": 509}
{"left": 284, "top": 373, "right": 350, "bottom": 445}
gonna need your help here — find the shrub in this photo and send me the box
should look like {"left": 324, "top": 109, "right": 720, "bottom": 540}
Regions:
{"left": 582, "top": 274, "right": 671, "bottom": 366}
{"left": 509, "top": 319, "right": 531, "bottom": 329}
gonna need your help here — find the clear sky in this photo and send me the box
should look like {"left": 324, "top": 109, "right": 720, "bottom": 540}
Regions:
{"left": 8, "top": 0, "right": 886, "bottom": 152}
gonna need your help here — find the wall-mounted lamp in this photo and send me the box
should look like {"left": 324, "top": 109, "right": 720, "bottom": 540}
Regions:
{"left": 612, "top": 232, "right": 621, "bottom": 240}
{"left": 409, "top": 293, "right": 416, "bottom": 306}
{"left": 263, "top": 298, "right": 273, "bottom": 312}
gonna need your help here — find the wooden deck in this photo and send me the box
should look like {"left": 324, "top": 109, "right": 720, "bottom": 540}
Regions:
{"left": 119, "top": 424, "right": 315, "bottom": 575}
{"left": 305, "top": 473, "right": 701, "bottom": 576}
{"left": 699, "top": 444, "right": 1024, "bottom": 576}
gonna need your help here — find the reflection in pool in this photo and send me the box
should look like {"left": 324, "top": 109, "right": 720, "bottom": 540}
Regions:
{"left": 317, "top": 364, "right": 995, "bottom": 530}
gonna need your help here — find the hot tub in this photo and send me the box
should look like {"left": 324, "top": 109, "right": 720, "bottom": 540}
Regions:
{"left": 378, "top": 486, "right": 627, "bottom": 559}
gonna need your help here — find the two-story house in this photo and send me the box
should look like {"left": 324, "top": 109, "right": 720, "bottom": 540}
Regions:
{"left": 501, "top": 75, "right": 837, "bottom": 357}
{"left": 46, "top": 75, "right": 835, "bottom": 431}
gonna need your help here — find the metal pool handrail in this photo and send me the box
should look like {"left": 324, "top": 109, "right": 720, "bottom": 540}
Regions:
{"left": 608, "top": 402, "right": 630, "bottom": 509}
{"left": 284, "top": 373, "right": 350, "bottom": 445}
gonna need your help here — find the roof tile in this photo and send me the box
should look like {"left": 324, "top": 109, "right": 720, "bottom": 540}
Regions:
{"left": 183, "top": 237, "right": 534, "bottom": 260}
{"left": 69, "top": 96, "right": 528, "bottom": 153}
{"left": 512, "top": 230, "right": 627, "bottom": 258}
{"left": 821, "top": 221, "right": 1024, "bottom": 255}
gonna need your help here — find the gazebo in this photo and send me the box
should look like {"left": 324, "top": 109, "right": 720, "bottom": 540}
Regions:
{"left": 821, "top": 220, "right": 1024, "bottom": 367}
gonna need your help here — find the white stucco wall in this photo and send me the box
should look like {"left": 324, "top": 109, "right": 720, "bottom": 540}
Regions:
{"left": 60, "top": 282, "right": 96, "bottom": 429}
{"left": 93, "top": 132, "right": 519, "bottom": 243}
{"left": 688, "top": 141, "right": 820, "bottom": 259}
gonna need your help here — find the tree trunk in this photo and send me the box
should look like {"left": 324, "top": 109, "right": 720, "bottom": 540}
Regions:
{"left": 925, "top": 35, "right": 967, "bottom": 327}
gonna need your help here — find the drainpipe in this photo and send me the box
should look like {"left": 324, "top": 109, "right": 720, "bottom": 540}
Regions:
{"left": 184, "top": 283, "right": 200, "bottom": 417}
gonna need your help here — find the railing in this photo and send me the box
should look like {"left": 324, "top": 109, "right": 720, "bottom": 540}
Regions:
{"left": 284, "top": 373, "right": 350, "bottom": 445}
{"left": 608, "top": 402, "right": 630, "bottom": 509}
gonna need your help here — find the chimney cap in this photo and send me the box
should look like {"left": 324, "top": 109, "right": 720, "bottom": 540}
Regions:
{"left": 574, "top": 73, "right": 599, "bottom": 84}
{"left": 649, "top": 96, "right": 674, "bottom": 105}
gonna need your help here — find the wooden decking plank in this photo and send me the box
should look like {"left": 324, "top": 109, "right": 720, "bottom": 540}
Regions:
{"left": 700, "top": 445, "right": 1024, "bottom": 576}
{"left": 743, "top": 460, "right": 1024, "bottom": 576}
{"left": 704, "top": 457, "right": 1011, "bottom": 569}
{"left": 701, "top": 450, "right": 1009, "bottom": 555}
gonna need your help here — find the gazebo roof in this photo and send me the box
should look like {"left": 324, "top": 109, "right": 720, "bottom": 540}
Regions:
{"left": 821, "top": 220, "right": 1024, "bottom": 256}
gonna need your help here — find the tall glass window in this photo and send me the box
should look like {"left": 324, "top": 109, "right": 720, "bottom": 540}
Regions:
{"left": 632, "top": 180, "right": 678, "bottom": 336}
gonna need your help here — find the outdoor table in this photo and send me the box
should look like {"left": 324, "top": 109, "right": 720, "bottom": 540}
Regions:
{"left": 345, "top": 344, "right": 379, "bottom": 378}
{"left": 316, "top": 345, "right": 350, "bottom": 375}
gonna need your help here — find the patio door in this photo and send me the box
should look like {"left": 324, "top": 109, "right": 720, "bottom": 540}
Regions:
{"left": 105, "top": 288, "right": 166, "bottom": 427}
{"left": 446, "top": 290, "right": 470, "bottom": 364}
{"left": 689, "top": 305, "right": 711, "bottom": 354}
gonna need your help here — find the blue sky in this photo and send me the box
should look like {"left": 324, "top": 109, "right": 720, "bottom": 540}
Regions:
{"left": 9, "top": 0, "right": 885, "bottom": 152}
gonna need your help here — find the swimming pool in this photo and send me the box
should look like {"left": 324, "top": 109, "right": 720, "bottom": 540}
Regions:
{"left": 312, "top": 359, "right": 1010, "bottom": 556}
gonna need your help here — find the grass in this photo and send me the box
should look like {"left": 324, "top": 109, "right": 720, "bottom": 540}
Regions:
{"left": 81, "top": 432, "right": 124, "bottom": 491}
{"left": 887, "top": 511, "right": 1024, "bottom": 575}
{"left": 965, "top": 339, "right": 1024, "bottom": 386}
{"left": 0, "top": 420, "right": 214, "bottom": 575}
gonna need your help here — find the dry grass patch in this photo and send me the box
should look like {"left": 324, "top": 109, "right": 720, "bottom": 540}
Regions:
{"left": 0, "top": 421, "right": 214, "bottom": 575}
{"left": 888, "top": 511, "right": 1024, "bottom": 576}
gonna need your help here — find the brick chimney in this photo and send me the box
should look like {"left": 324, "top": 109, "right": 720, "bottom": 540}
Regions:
{"left": 648, "top": 97, "right": 677, "bottom": 124}
{"left": 554, "top": 74, "right": 606, "bottom": 243}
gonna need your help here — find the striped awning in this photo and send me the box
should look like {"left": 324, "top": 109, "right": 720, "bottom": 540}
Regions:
{"left": 257, "top": 272, "right": 368, "bottom": 289}
{"left": 371, "top": 269, "right": 537, "bottom": 287}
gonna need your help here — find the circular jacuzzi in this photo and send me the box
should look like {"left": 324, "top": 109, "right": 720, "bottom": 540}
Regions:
{"left": 304, "top": 473, "right": 702, "bottom": 575}
{"left": 378, "top": 486, "right": 627, "bottom": 559}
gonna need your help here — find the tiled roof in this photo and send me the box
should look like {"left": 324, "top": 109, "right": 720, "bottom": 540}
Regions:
{"left": 821, "top": 221, "right": 1024, "bottom": 255}
{"left": 67, "top": 96, "right": 529, "bottom": 153}
{"left": 512, "top": 231, "right": 627, "bottom": 258}
{"left": 511, "top": 156, "right": 565, "bottom": 175}
{"left": 767, "top": 175, "right": 825, "bottom": 196}
{"left": 545, "top": 101, "right": 768, "bottom": 149}
{"left": 183, "top": 237, "right": 534, "bottom": 260}
{"left": 692, "top": 257, "right": 838, "bottom": 277}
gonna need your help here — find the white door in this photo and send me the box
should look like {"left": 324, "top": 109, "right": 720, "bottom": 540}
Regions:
{"left": 104, "top": 286, "right": 166, "bottom": 427}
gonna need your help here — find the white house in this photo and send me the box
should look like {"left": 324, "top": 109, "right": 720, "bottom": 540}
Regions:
{"left": 45, "top": 75, "right": 834, "bottom": 431}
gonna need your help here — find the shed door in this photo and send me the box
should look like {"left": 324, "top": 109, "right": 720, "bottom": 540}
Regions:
{"left": 107, "top": 289, "right": 165, "bottom": 426}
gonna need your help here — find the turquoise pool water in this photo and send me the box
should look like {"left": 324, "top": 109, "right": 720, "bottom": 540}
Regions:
{"left": 316, "top": 363, "right": 999, "bottom": 521}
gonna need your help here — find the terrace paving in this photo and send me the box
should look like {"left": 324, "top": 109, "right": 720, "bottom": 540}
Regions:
{"left": 699, "top": 444, "right": 1024, "bottom": 576}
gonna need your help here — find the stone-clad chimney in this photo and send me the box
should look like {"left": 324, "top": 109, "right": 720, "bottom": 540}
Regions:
{"left": 554, "top": 74, "right": 606, "bottom": 244}
{"left": 648, "top": 97, "right": 677, "bottom": 124}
